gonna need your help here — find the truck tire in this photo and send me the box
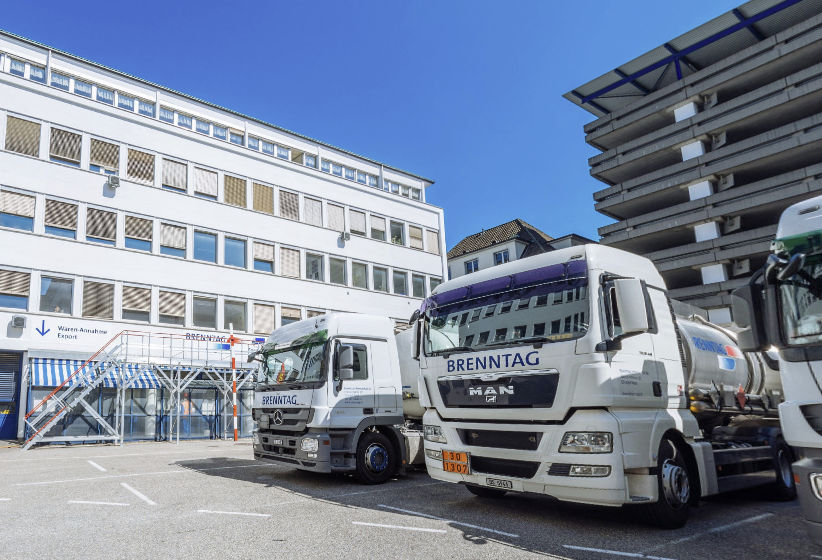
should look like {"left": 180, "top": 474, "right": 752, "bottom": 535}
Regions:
{"left": 769, "top": 437, "right": 797, "bottom": 502}
{"left": 637, "top": 438, "right": 691, "bottom": 529}
{"left": 353, "top": 431, "right": 396, "bottom": 485}
{"left": 465, "top": 484, "right": 507, "bottom": 499}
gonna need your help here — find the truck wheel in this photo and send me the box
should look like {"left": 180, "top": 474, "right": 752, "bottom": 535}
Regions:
{"left": 353, "top": 431, "right": 395, "bottom": 485}
{"left": 465, "top": 484, "right": 507, "bottom": 499}
{"left": 638, "top": 438, "right": 691, "bottom": 529}
{"left": 769, "top": 438, "right": 797, "bottom": 502}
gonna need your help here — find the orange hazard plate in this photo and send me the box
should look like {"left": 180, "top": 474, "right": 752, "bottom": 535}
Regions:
{"left": 442, "top": 450, "right": 470, "bottom": 474}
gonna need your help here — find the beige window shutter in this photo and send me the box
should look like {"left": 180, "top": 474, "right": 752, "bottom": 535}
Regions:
{"left": 45, "top": 200, "right": 78, "bottom": 230}
{"left": 253, "top": 303, "right": 276, "bottom": 334}
{"left": 163, "top": 159, "right": 188, "bottom": 190}
{"left": 50, "top": 128, "right": 82, "bottom": 163}
{"left": 86, "top": 208, "right": 117, "bottom": 240}
{"left": 370, "top": 215, "right": 386, "bottom": 232}
{"left": 427, "top": 230, "right": 440, "bottom": 255}
{"left": 409, "top": 226, "right": 424, "bottom": 250}
{"left": 327, "top": 204, "right": 345, "bottom": 232}
{"left": 253, "top": 183, "right": 274, "bottom": 214}
{"left": 127, "top": 149, "right": 155, "bottom": 185}
{"left": 193, "top": 167, "right": 218, "bottom": 197}
{"left": 306, "top": 309, "right": 324, "bottom": 318}
{"left": 82, "top": 281, "right": 114, "bottom": 319}
{"left": 125, "top": 216, "right": 153, "bottom": 241}
{"left": 280, "top": 247, "right": 300, "bottom": 278}
{"left": 279, "top": 191, "right": 299, "bottom": 221}
{"left": 304, "top": 197, "right": 322, "bottom": 226}
{"left": 253, "top": 242, "right": 275, "bottom": 262}
{"left": 159, "top": 291, "right": 186, "bottom": 317}
{"left": 122, "top": 285, "right": 151, "bottom": 312}
{"left": 350, "top": 210, "right": 366, "bottom": 234}
{"left": 5, "top": 116, "right": 41, "bottom": 157}
{"left": 161, "top": 224, "right": 186, "bottom": 249}
{"left": 281, "top": 306, "right": 301, "bottom": 320}
{"left": 225, "top": 175, "right": 246, "bottom": 207}
{"left": 90, "top": 139, "right": 120, "bottom": 171}
{"left": 0, "top": 191, "right": 36, "bottom": 218}
{"left": 0, "top": 270, "right": 30, "bottom": 296}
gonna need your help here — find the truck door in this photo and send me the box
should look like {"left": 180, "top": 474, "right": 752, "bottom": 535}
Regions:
{"left": 370, "top": 340, "right": 401, "bottom": 416}
{"left": 328, "top": 339, "right": 376, "bottom": 427}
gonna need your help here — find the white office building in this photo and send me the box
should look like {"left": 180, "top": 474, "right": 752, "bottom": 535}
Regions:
{"left": 0, "top": 31, "right": 446, "bottom": 443}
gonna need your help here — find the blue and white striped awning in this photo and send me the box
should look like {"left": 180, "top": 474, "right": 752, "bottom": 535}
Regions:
{"left": 120, "top": 364, "right": 164, "bottom": 389}
{"left": 30, "top": 359, "right": 162, "bottom": 389}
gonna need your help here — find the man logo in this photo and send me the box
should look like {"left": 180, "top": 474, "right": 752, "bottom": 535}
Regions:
{"left": 272, "top": 410, "right": 284, "bottom": 425}
{"left": 486, "top": 395, "right": 497, "bottom": 403}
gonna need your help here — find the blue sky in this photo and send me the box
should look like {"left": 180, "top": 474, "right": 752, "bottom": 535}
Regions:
{"left": 3, "top": 0, "right": 742, "bottom": 250}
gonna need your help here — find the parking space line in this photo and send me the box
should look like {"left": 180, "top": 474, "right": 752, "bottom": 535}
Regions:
{"left": 197, "top": 510, "right": 271, "bottom": 517}
{"left": 68, "top": 501, "right": 129, "bottom": 506}
{"left": 121, "top": 483, "right": 156, "bottom": 506}
{"left": 13, "top": 463, "right": 262, "bottom": 486}
{"left": 378, "top": 505, "right": 519, "bottom": 538}
{"left": 563, "top": 545, "right": 675, "bottom": 560}
{"left": 0, "top": 498, "right": 10, "bottom": 501}
{"left": 643, "top": 513, "right": 774, "bottom": 554}
{"left": 87, "top": 460, "right": 106, "bottom": 472}
{"left": 352, "top": 521, "right": 447, "bottom": 533}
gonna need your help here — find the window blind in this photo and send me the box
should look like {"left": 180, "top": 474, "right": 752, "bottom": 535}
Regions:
{"left": 253, "top": 183, "right": 273, "bottom": 214}
{"left": 409, "top": 226, "right": 423, "bottom": 250}
{"left": 253, "top": 242, "right": 275, "bottom": 262}
{"left": 0, "top": 270, "right": 30, "bottom": 296}
{"left": 279, "top": 191, "right": 299, "bottom": 221}
{"left": 125, "top": 216, "right": 152, "bottom": 240}
{"left": 159, "top": 291, "right": 185, "bottom": 317}
{"left": 194, "top": 167, "right": 218, "bottom": 197}
{"left": 161, "top": 224, "right": 186, "bottom": 249}
{"left": 370, "top": 215, "right": 385, "bottom": 232}
{"left": 86, "top": 208, "right": 116, "bottom": 241}
{"left": 253, "top": 303, "right": 276, "bottom": 334}
{"left": 5, "top": 116, "right": 40, "bottom": 157}
{"left": 306, "top": 310, "right": 324, "bottom": 318}
{"left": 82, "top": 281, "right": 114, "bottom": 319}
{"left": 350, "top": 210, "right": 366, "bottom": 235}
{"left": 225, "top": 175, "right": 246, "bottom": 207}
{"left": 44, "top": 200, "right": 78, "bottom": 230}
{"left": 427, "top": 231, "right": 440, "bottom": 255}
{"left": 0, "top": 191, "right": 35, "bottom": 218}
{"left": 304, "top": 198, "right": 322, "bottom": 226}
{"left": 281, "top": 307, "right": 301, "bottom": 320}
{"left": 281, "top": 248, "right": 300, "bottom": 278}
{"left": 327, "top": 204, "right": 345, "bottom": 232}
{"left": 127, "top": 149, "right": 155, "bottom": 185}
{"left": 122, "top": 285, "right": 151, "bottom": 312}
{"left": 163, "top": 159, "right": 187, "bottom": 190}
{"left": 89, "top": 139, "right": 119, "bottom": 171}
{"left": 50, "top": 128, "right": 82, "bottom": 163}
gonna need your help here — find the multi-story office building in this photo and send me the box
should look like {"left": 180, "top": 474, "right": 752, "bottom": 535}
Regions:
{"left": 0, "top": 31, "right": 445, "bottom": 442}
{"left": 565, "top": 0, "right": 822, "bottom": 323}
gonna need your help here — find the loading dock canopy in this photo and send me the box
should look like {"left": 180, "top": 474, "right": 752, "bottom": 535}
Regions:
{"left": 564, "top": 0, "right": 822, "bottom": 117}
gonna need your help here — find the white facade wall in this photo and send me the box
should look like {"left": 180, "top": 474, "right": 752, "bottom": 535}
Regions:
{"left": 448, "top": 240, "right": 526, "bottom": 280}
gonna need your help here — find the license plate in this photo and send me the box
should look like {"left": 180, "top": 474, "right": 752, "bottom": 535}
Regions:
{"left": 442, "top": 450, "right": 470, "bottom": 474}
{"left": 485, "top": 477, "right": 513, "bottom": 489}
{"left": 270, "top": 439, "right": 283, "bottom": 445}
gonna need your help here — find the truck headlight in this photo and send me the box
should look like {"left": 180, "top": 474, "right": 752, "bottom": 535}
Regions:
{"left": 569, "top": 465, "right": 611, "bottom": 477}
{"left": 559, "top": 432, "right": 612, "bottom": 453}
{"left": 301, "top": 438, "right": 319, "bottom": 452}
{"left": 252, "top": 432, "right": 260, "bottom": 445}
{"left": 424, "top": 425, "right": 447, "bottom": 444}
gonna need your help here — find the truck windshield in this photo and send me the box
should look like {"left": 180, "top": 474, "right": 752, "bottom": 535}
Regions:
{"left": 777, "top": 231, "right": 822, "bottom": 346}
{"left": 260, "top": 329, "right": 329, "bottom": 385}
{"left": 424, "top": 259, "right": 589, "bottom": 355}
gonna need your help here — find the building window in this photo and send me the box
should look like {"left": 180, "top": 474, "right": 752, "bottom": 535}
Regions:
{"left": 5, "top": 116, "right": 41, "bottom": 157}
{"left": 304, "top": 197, "right": 322, "bottom": 227}
{"left": 193, "top": 231, "right": 217, "bottom": 263}
{"left": 262, "top": 141, "right": 275, "bottom": 155}
{"left": 225, "top": 176, "right": 247, "bottom": 208}
{"left": 350, "top": 210, "right": 366, "bottom": 236}
{"left": 86, "top": 208, "right": 116, "bottom": 246}
{"left": 412, "top": 274, "right": 425, "bottom": 298}
{"left": 517, "top": 298, "right": 530, "bottom": 310}
{"left": 352, "top": 262, "right": 368, "bottom": 289}
{"left": 409, "top": 226, "right": 423, "bottom": 250}
{"left": 401, "top": 186, "right": 410, "bottom": 198}
{"left": 390, "top": 182, "right": 400, "bottom": 195}
{"left": 276, "top": 146, "right": 289, "bottom": 160}
{"left": 225, "top": 238, "right": 246, "bottom": 268}
{"left": 307, "top": 309, "right": 324, "bottom": 319}
{"left": 254, "top": 303, "right": 275, "bottom": 335}
{"left": 122, "top": 285, "right": 150, "bottom": 322}
{"left": 248, "top": 137, "right": 259, "bottom": 151}
{"left": 40, "top": 277, "right": 72, "bottom": 314}
{"left": 305, "top": 154, "right": 316, "bottom": 168}
{"left": 328, "top": 204, "right": 345, "bottom": 232}
{"left": 533, "top": 323, "right": 546, "bottom": 337}
{"left": 82, "top": 281, "right": 113, "bottom": 319}
{"left": 553, "top": 292, "right": 563, "bottom": 304}
{"left": 51, "top": 72, "right": 70, "bottom": 91}
{"left": 494, "top": 250, "right": 509, "bottom": 266}
{"left": 9, "top": 59, "right": 25, "bottom": 77}
{"left": 465, "top": 259, "right": 479, "bottom": 275}
{"left": 411, "top": 188, "right": 421, "bottom": 201}
{"left": 370, "top": 216, "right": 386, "bottom": 241}
{"left": 162, "top": 159, "right": 187, "bottom": 193}
{"left": 426, "top": 231, "right": 440, "bottom": 255}
{"left": 478, "top": 331, "right": 489, "bottom": 345}
{"left": 159, "top": 107, "right": 174, "bottom": 124}
{"left": 89, "top": 138, "right": 119, "bottom": 175}
{"left": 484, "top": 305, "right": 496, "bottom": 317}
{"left": 494, "top": 328, "right": 507, "bottom": 342}
{"left": 193, "top": 167, "right": 218, "bottom": 200}
{"left": 0, "top": 191, "right": 35, "bottom": 231}
{"left": 73, "top": 79, "right": 92, "bottom": 98}
{"left": 512, "top": 325, "right": 526, "bottom": 339}
{"left": 459, "top": 313, "right": 469, "bottom": 327}
{"left": 373, "top": 267, "right": 388, "bottom": 292}
{"left": 213, "top": 125, "right": 227, "bottom": 141}
{"left": 470, "top": 309, "right": 482, "bottom": 322}
{"left": 345, "top": 168, "right": 355, "bottom": 181}
{"left": 462, "top": 334, "right": 474, "bottom": 347}
{"left": 0, "top": 270, "right": 30, "bottom": 310}
{"left": 281, "top": 306, "right": 301, "bottom": 326}
{"left": 356, "top": 171, "right": 366, "bottom": 184}
{"left": 195, "top": 120, "right": 211, "bottom": 135}
{"left": 281, "top": 247, "right": 300, "bottom": 278}
{"left": 138, "top": 100, "right": 155, "bottom": 117}
{"left": 178, "top": 114, "right": 192, "bottom": 129}
{"left": 500, "top": 302, "right": 512, "bottom": 314}
{"left": 320, "top": 159, "right": 330, "bottom": 173}
{"left": 306, "top": 253, "right": 324, "bottom": 281}
{"left": 224, "top": 300, "right": 246, "bottom": 331}
{"left": 448, "top": 267, "right": 452, "bottom": 280}
{"left": 127, "top": 149, "right": 155, "bottom": 185}
{"left": 193, "top": 297, "right": 216, "bottom": 329}
{"left": 332, "top": 163, "right": 342, "bottom": 177}
{"left": 124, "top": 216, "right": 152, "bottom": 251}
{"left": 253, "top": 242, "right": 275, "bottom": 273}
{"left": 229, "top": 131, "right": 244, "bottom": 145}
{"left": 160, "top": 224, "right": 186, "bottom": 258}
{"left": 564, "top": 316, "right": 572, "bottom": 333}
{"left": 253, "top": 183, "right": 274, "bottom": 214}
{"left": 551, "top": 320, "right": 561, "bottom": 334}
{"left": 330, "top": 258, "right": 346, "bottom": 285}
{"left": 535, "top": 295, "right": 548, "bottom": 307}
{"left": 117, "top": 94, "right": 135, "bottom": 111}
{"left": 390, "top": 222, "right": 404, "bottom": 245}
{"left": 28, "top": 64, "right": 44, "bottom": 84}
{"left": 279, "top": 191, "right": 299, "bottom": 221}
{"left": 367, "top": 176, "right": 377, "bottom": 188}
{"left": 49, "top": 128, "right": 82, "bottom": 167}
{"left": 159, "top": 290, "right": 185, "bottom": 325}
{"left": 393, "top": 271, "right": 407, "bottom": 295}
{"left": 96, "top": 86, "right": 114, "bottom": 104}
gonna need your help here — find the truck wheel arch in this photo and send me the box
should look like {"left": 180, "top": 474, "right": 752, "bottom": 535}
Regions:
{"left": 660, "top": 429, "right": 701, "bottom": 506}
{"left": 345, "top": 417, "right": 408, "bottom": 476}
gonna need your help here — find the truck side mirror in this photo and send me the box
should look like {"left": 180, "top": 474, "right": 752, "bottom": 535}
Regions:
{"left": 338, "top": 345, "right": 354, "bottom": 381}
{"left": 613, "top": 279, "right": 650, "bottom": 334}
{"left": 731, "top": 283, "right": 768, "bottom": 351}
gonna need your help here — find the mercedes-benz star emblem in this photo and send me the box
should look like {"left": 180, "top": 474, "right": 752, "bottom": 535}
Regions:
{"left": 272, "top": 410, "right": 284, "bottom": 425}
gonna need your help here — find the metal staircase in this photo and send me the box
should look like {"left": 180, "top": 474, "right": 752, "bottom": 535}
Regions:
{"left": 22, "top": 330, "right": 260, "bottom": 451}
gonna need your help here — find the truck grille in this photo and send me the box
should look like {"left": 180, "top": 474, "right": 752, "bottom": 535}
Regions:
{"left": 458, "top": 429, "right": 541, "bottom": 451}
{"left": 470, "top": 456, "right": 541, "bottom": 479}
{"left": 547, "top": 463, "right": 572, "bottom": 476}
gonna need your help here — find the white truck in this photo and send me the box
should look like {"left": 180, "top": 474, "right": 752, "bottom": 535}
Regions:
{"left": 732, "top": 194, "right": 822, "bottom": 544}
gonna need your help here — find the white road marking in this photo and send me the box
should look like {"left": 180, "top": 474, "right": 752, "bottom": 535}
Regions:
{"left": 0, "top": 498, "right": 10, "bottom": 501}
{"left": 13, "top": 463, "right": 262, "bottom": 486}
{"left": 197, "top": 509, "right": 271, "bottom": 517}
{"left": 68, "top": 501, "right": 129, "bottom": 506}
{"left": 563, "top": 545, "right": 675, "bottom": 560}
{"left": 87, "top": 460, "right": 106, "bottom": 472}
{"left": 644, "top": 513, "right": 774, "bottom": 552}
{"left": 378, "top": 505, "right": 519, "bottom": 538}
{"left": 121, "top": 483, "right": 156, "bottom": 506}
{"left": 352, "top": 522, "right": 447, "bottom": 534}
{"left": 334, "top": 481, "right": 447, "bottom": 498}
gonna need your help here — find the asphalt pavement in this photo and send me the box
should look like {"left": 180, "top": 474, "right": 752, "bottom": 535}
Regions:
{"left": 0, "top": 440, "right": 817, "bottom": 560}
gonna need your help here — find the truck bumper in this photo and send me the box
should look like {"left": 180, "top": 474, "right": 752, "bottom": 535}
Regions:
{"left": 792, "top": 454, "right": 822, "bottom": 546}
{"left": 423, "top": 409, "right": 636, "bottom": 507}
{"left": 253, "top": 430, "right": 332, "bottom": 474}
